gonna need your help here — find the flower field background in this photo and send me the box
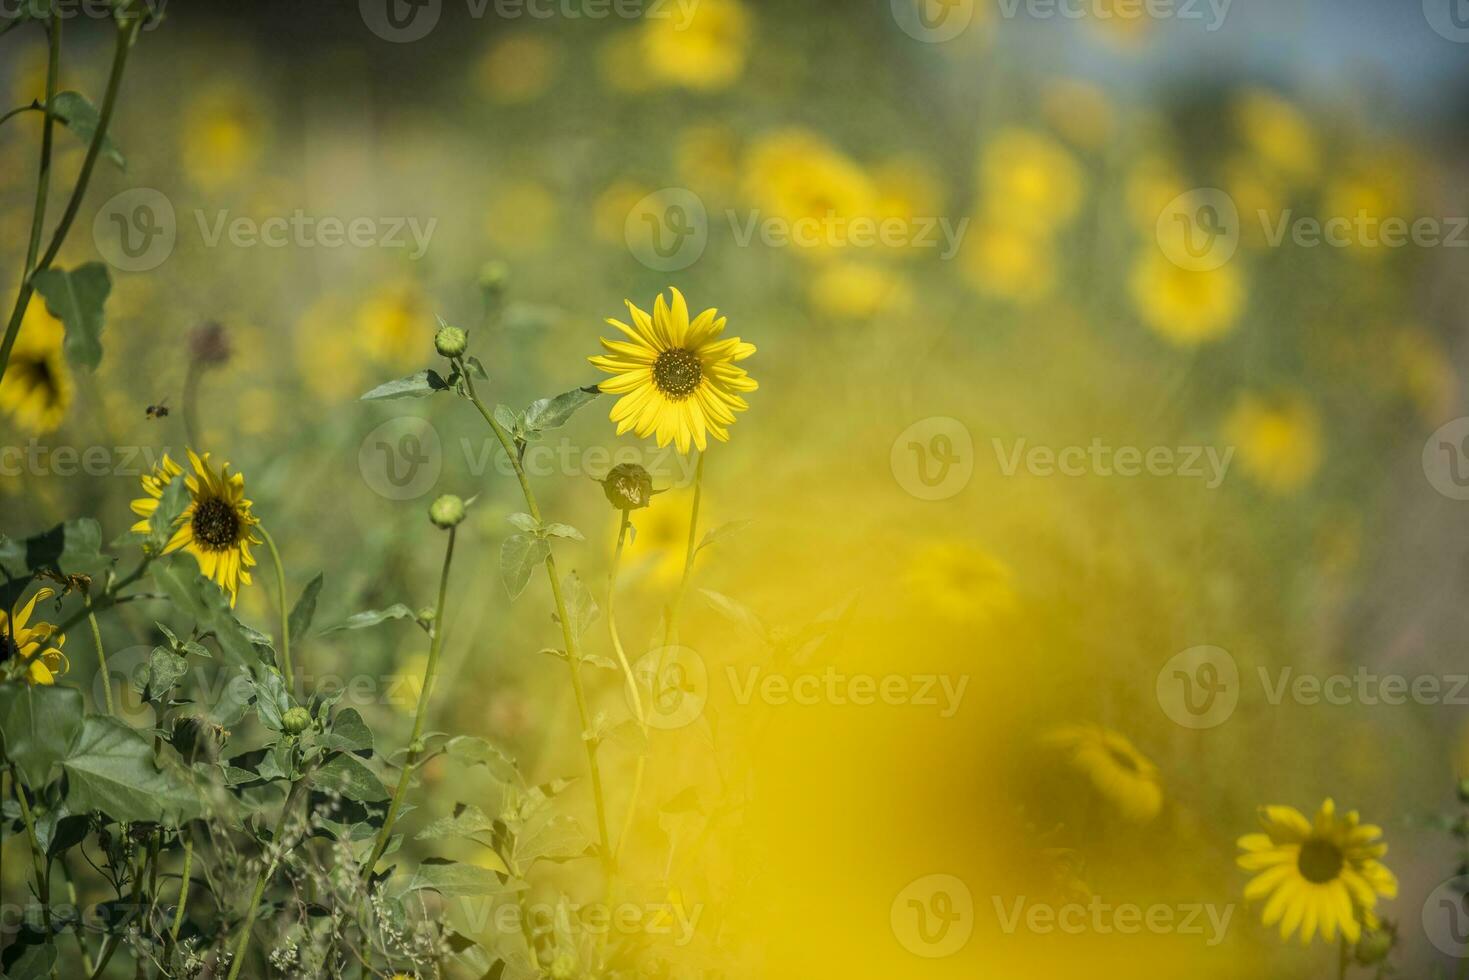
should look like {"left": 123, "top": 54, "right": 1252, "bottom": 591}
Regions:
{"left": 2, "top": 1, "right": 1469, "bottom": 977}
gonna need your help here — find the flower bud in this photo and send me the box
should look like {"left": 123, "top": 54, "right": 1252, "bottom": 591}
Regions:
{"left": 1353, "top": 922, "right": 1395, "bottom": 966}
{"left": 1459, "top": 778, "right": 1469, "bottom": 804}
{"left": 282, "top": 706, "right": 312, "bottom": 736}
{"left": 434, "top": 324, "right": 468, "bottom": 359}
{"left": 600, "top": 463, "right": 654, "bottom": 511}
{"left": 429, "top": 494, "right": 466, "bottom": 529}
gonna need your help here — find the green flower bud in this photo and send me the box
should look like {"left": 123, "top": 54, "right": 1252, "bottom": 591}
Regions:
{"left": 479, "top": 260, "right": 509, "bottom": 295}
{"left": 429, "top": 494, "right": 466, "bottom": 529}
{"left": 600, "top": 463, "right": 654, "bottom": 511}
{"left": 1353, "top": 922, "right": 1395, "bottom": 966}
{"left": 282, "top": 706, "right": 312, "bottom": 736}
{"left": 1458, "top": 777, "right": 1469, "bottom": 804}
{"left": 434, "top": 324, "right": 468, "bottom": 359}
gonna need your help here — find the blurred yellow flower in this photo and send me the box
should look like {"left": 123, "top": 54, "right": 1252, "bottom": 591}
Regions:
{"left": 180, "top": 86, "right": 263, "bottom": 191}
{"left": 1125, "top": 155, "right": 1189, "bottom": 232}
{"left": 295, "top": 293, "right": 366, "bottom": 402}
{"left": 1, "top": 587, "right": 68, "bottom": 686}
{"left": 1388, "top": 324, "right": 1454, "bottom": 421}
{"left": 744, "top": 129, "right": 876, "bottom": 259}
{"left": 356, "top": 280, "right": 429, "bottom": 367}
{"left": 1321, "top": 156, "right": 1411, "bottom": 261}
{"left": 904, "top": 539, "right": 1016, "bottom": 623}
{"left": 1041, "top": 78, "right": 1114, "bottom": 149}
{"left": 1222, "top": 391, "right": 1322, "bottom": 494}
{"left": 960, "top": 223, "right": 1055, "bottom": 304}
{"left": 590, "top": 287, "right": 757, "bottom": 454}
{"left": 872, "top": 157, "right": 946, "bottom": 257}
{"left": 477, "top": 34, "right": 558, "bottom": 104}
{"left": 0, "top": 303, "right": 73, "bottom": 434}
{"left": 630, "top": 490, "right": 697, "bottom": 585}
{"left": 643, "top": 0, "right": 750, "bottom": 91}
{"left": 1234, "top": 88, "right": 1318, "bottom": 183}
{"left": 1237, "top": 799, "right": 1396, "bottom": 945}
{"left": 144, "top": 450, "right": 262, "bottom": 606}
{"left": 1129, "top": 250, "right": 1243, "bottom": 345}
{"left": 808, "top": 261, "right": 911, "bottom": 318}
{"left": 1047, "top": 725, "right": 1162, "bottom": 824}
{"left": 486, "top": 178, "right": 558, "bottom": 254}
{"left": 593, "top": 179, "right": 654, "bottom": 245}
{"left": 978, "top": 128, "right": 1084, "bottom": 234}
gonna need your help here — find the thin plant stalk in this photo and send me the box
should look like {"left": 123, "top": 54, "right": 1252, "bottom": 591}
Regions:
{"left": 661, "top": 450, "right": 706, "bottom": 649}
{"left": 259, "top": 526, "right": 293, "bottom": 691}
{"left": 170, "top": 834, "right": 194, "bottom": 941}
{"left": 224, "top": 774, "right": 311, "bottom": 980}
{"left": 364, "top": 526, "right": 457, "bottom": 873}
{"left": 607, "top": 510, "right": 647, "bottom": 866}
{"left": 0, "top": 16, "right": 139, "bottom": 383}
{"left": 458, "top": 370, "right": 613, "bottom": 873}
{"left": 84, "top": 593, "right": 111, "bottom": 715}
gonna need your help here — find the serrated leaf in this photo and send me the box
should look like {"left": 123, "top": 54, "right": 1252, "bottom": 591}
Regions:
{"left": 321, "top": 604, "right": 415, "bottom": 633}
{"left": 360, "top": 370, "right": 450, "bottom": 401}
{"left": 404, "top": 856, "right": 513, "bottom": 895}
{"left": 697, "top": 519, "right": 752, "bottom": 554}
{"left": 46, "top": 91, "right": 124, "bottom": 169}
{"left": 0, "top": 684, "right": 84, "bottom": 788}
{"left": 62, "top": 717, "right": 201, "bottom": 824}
{"left": 312, "top": 752, "right": 388, "bottom": 802}
{"left": 500, "top": 534, "right": 548, "bottom": 600}
{"left": 32, "top": 263, "right": 110, "bottom": 369}
{"left": 415, "top": 803, "right": 496, "bottom": 843}
{"left": 323, "top": 707, "right": 373, "bottom": 755}
{"left": 140, "top": 648, "right": 188, "bottom": 701}
{"left": 522, "top": 386, "right": 600, "bottom": 432}
{"left": 288, "top": 572, "right": 324, "bottom": 640}
{"left": 247, "top": 666, "right": 292, "bottom": 731}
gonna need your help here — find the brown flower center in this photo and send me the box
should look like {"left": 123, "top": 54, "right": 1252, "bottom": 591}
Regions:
{"left": 653, "top": 348, "right": 702, "bottom": 400}
{"left": 17, "top": 354, "right": 60, "bottom": 405}
{"left": 192, "top": 497, "right": 240, "bottom": 550}
{"left": 1297, "top": 838, "right": 1344, "bottom": 884}
{"left": 1107, "top": 746, "right": 1140, "bottom": 774}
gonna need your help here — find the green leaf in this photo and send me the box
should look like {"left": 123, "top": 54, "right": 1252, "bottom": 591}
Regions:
{"left": 0, "top": 684, "right": 84, "bottom": 787}
{"left": 152, "top": 562, "right": 273, "bottom": 665}
{"left": 144, "top": 477, "right": 190, "bottom": 554}
{"left": 31, "top": 263, "right": 110, "bottom": 369}
{"left": 697, "top": 519, "right": 752, "bottom": 554}
{"left": 323, "top": 707, "right": 373, "bottom": 755}
{"left": 139, "top": 648, "right": 188, "bottom": 701}
{"left": 557, "top": 571, "right": 598, "bottom": 637}
{"left": 492, "top": 404, "right": 520, "bottom": 432}
{"left": 321, "top": 604, "right": 415, "bottom": 633}
{"left": 513, "top": 813, "right": 592, "bottom": 869}
{"left": 360, "top": 370, "right": 450, "bottom": 401}
{"left": 542, "top": 523, "right": 583, "bottom": 540}
{"left": 465, "top": 355, "right": 489, "bottom": 380}
{"left": 415, "top": 802, "right": 496, "bottom": 843}
{"left": 312, "top": 752, "right": 388, "bottom": 802}
{"left": 246, "top": 666, "right": 291, "bottom": 731}
{"left": 443, "top": 735, "right": 519, "bottom": 780}
{"left": 46, "top": 91, "right": 124, "bottom": 169}
{"left": 288, "top": 572, "right": 324, "bottom": 640}
{"left": 62, "top": 717, "right": 201, "bottom": 824}
{"left": 699, "top": 589, "right": 766, "bottom": 640}
{"left": 522, "top": 385, "right": 600, "bottom": 432}
{"left": 0, "top": 519, "right": 107, "bottom": 614}
{"left": 404, "top": 857, "right": 515, "bottom": 896}
{"left": 0, "top": 932, "right": 57, "bottom": 980}
{"left": 506, "top": 513, "right": 539, "bottom": 533}
{"left": 500, "top": 534, "right": 548, "bottom": 601}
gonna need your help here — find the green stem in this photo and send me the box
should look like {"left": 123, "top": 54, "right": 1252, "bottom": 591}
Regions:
{"left": 661, "top": 450, "right": 706, "bottom": 649}
{"left": 0, "top": 102, "right": 43, "bottom": 130}
{"left": 170, "top": 834, "right": 193, "bottom": 941}
{"left": 11, "top": 765, "right": 57, "bottom": 979}
{"left": 225, "top": 775, "right": 311, "bottom": 980}
{"left": 58, "top": 856, "right": 95, "bottom": 973}
{"left": 55, "top": 553, "right": 153, "bottom": 635}
{"left": 608, "top": 511, "right": 646, "bottom": 867}
{"left": 363, "top": 526, "right": 457, "bottom": 874}
{"left": 84, "top": 594, "right": 111, "bottom": 715}
{"left": 259, "top": 526, "right": 292, "bottom": 691}
{"left": 0, "top": 15, "right": 137, "bottom": 385}
{"left": 461, "top": 375, "right": 613, "bottom": 874}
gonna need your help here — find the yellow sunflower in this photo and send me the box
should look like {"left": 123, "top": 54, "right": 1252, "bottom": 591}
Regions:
{"left": 2, "top": 588, "right": 68, "bottom": 686}
{"left": 589, "top": 288, "right": 757, "bottom": 454}
{"left": 1047, "top": 725, "right": 1163, "bottom": 824}
{"left": 1237, "top": 799, "right": 1397, "bottom": 945}
{"left": 0, "top": 303, "right": 73, "bottom": 434}
{"left": 133, "top": 450, "right": 261, "bottom": 606}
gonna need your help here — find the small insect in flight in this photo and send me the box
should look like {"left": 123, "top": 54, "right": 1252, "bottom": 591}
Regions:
{"left": 145, "top": 399, "right": 170, "bottom": 420}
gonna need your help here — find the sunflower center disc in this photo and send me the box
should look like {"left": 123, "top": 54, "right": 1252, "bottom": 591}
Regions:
{"left": 654, "top": 348, "right": 702, "bottom": 400}
{"left": 1297, "top": 838, "right": 1344, "bottom": 884}
{"left": 193, "top": 497, "right": 240, "bottom": 550}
